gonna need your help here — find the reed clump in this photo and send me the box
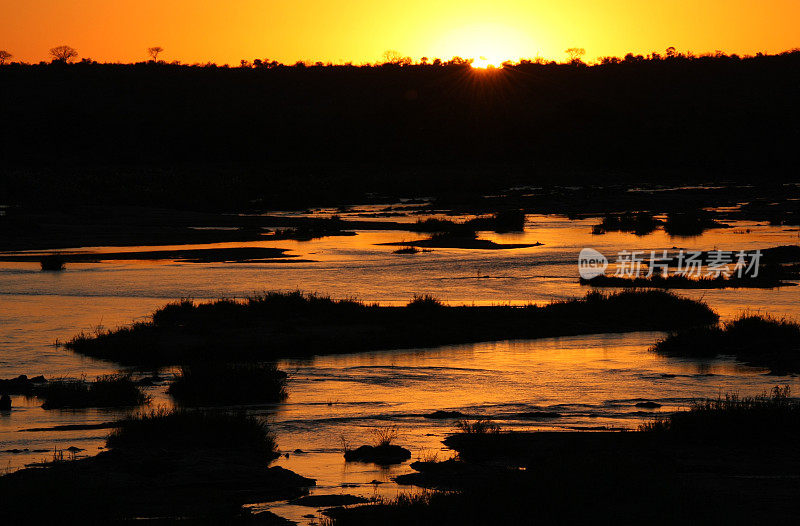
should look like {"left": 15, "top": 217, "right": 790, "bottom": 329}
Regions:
{"left": 167, "top": 362, "right": 288, "bottom": 405}
{"left": 38, "top": 374, "right": 149, "bottom": 409}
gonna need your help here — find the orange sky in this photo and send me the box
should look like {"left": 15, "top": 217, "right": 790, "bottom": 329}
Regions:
{"left": 2, "top": 1, "right": 799, "bottom": 65}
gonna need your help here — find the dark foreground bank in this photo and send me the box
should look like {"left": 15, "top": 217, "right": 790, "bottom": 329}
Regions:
{"left": 326, "top": 387, "right": 800, "bottom": 525}
{"left": 0, "top": 410, "right": 314, "bottom": 524}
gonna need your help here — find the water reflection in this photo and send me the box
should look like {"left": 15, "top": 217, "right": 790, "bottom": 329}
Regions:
{"left": 263, "top": 334, "right": 799, "bottom": 524}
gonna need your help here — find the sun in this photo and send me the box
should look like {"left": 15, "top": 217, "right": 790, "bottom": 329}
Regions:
{"left": 471, "top": 56, "right": 500, "bottom": 69}
{"left": 436, "top": 23, "right": 535, "bottom": 69}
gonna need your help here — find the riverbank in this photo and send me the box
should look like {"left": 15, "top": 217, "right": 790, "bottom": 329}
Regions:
{"left": 327, "top": 388, "right": 800, "bottom": 524}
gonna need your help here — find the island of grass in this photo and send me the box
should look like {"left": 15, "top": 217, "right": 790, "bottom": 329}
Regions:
{"left": 382, "top": 215, "right": 537, "bottom": 250}
{"left": 36, "top": 374, "right": 150, "bottom": 409}
{"left": 326, "top": 387, "right": 800, "bottom": 525}
{"left": 64, "top": 290, "right": 718, "bottom": 366}
{"left": 589, "top": 210, "right": 730, "bottom": 237}
{"left": 263, "top": 215, "right": 357, "bottom": 241}
{"left": 652, "top": 314, "right": 800, "bottom": 374}
{"left": 663, "top": 211, "right": 731, "bottom": 237}
{"left": 168, "top": 362, "right": 288, "bottom": 406}
{"left": 410, "top": 211, "right": 526, "bottom": 234}
{"left": 393, "top": 245, "right": 434, "bottom": 254}
{"left": 39, "top": 253, "right": 66, "bottom": 271}
{"left": 0, "top": 374, "right": 47, "bottom": 395}
{"left": 380, "top": 230, "right": 539, "bottom": 250}
{"left": 343, "top": 427, "right": 412, "bottom": 465}
{"left": 591, "top": 211, "right": 662, "bottom": 236}
{"left": 0, "top": 409, "right": 314, "bottom": 523}
{"left": 580, "top": 273, "right": 795, "bottom": 289}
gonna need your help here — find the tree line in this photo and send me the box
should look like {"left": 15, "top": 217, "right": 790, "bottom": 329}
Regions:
{"left": 1, "top": 45, "right": 798, "bottom": 209}
{"left": 2, "top": 44, "right": 796, "bottom": 67}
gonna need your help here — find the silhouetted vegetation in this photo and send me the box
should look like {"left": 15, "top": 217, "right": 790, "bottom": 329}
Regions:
{"left": 454, "top": 419, "right": 501, "bottom": 434}
{"left": 167, "top": 362, "right": 288, "bottom": 405}
{"left": 663, "top": 211, "right": 730, "bottom": 236}
{"left": 384, "top": 230, "right": 539, "bottom": 250}
{"left": 48, "top": 45, "right": 78, "bottom": 63}
{"left": 413, "top": 212, "right": 526, "bottom": 235}
{"left": 37, "top": 374, "right": 150, "bottom": 409}
{"left": 640, "top": 386, "right": 800, "bottom": 441}
{"left": 343, "top": 427, "right": 411, "bottom": 465}
{"left": 327, "top": 387, "right": 800, "bottom": 525}
{"left": 411, "top": 218, "right": 472, "bottom": 234}
{"left": 39, "top": 253, "right": 65, "bottom": 271}
{"left": 62, "top": 290, "right": 718, "bottom": 366}
{"left": 393, "top": 245, "right": 422, "bottom": 254}
{"left": 108, "top": 408, "right": 278, "bottom": 458}
{"left": 406, "top": 294, "right": 443, "bottom": 309}
{"left": 482, "top": 210, "right": 526, "bottom": 232}
{"left": 264, "top": 215, "right": 353, "bottom": 240}
{"left": 2, "top": 50, "right": 799, "bottom": 211}
{"left": 581, "top": 273, "right": 793, "bottom": 289}
{"left": 0, "top": 409, "right": 314, "bottom": 522}
{"left": 652, "top": 314, "right": 800, "bottom": 374}
{"left": 433, "top": 184, "right": 800, "bottom": 232}
{"left": 0, "top": 374, "right": 46, "bottom": 395}
{"left": 147, "top": 46, "right": 164, "bottom": 62}
{"left": 7, "top": 247, "right": 297, "bottom": 264}
{"left": 590, "top": 210, "right": 731, "bottom": 237}
{"left": 591, "top": 212, "right": 661, "bottom": 235}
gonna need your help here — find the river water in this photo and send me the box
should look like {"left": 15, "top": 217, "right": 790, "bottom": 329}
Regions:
{"left": 1, "top": 211, "right": 799, "bottom": 524}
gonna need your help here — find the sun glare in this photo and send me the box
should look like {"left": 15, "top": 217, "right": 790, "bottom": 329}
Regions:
{"left": 437, "top": 23, "right": 534, "bottom": 70}
{"left": 471, "top": 56, "right": 500, "bottom": 69}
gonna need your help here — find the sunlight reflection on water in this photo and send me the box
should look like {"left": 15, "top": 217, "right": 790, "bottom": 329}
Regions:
{"left": 1, "top": 213, "right": 799, "bottom": 524}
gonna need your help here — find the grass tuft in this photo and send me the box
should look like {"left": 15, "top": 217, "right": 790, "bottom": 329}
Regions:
{"left": 39, "top": 254, "right": 66, "bottom": 271}
{"left": 37, "top": 374, "right": 150, "bottom": 409}
{"left": 107, "top": 408, "right": 278, "bottom": 459}
{"left": 640, "top": 386, "right": 800, "bottom": 441}
{"left": 407, "top": 294, "right": 443, "bottom": 308}
{"left": 454, "top": 419, "right": 501, "bottom": 434}
{"left": 371, "top": 426, "right": 399, "bottom": 447}
{"left": 167, "top": 362, "right": 288, "bottom": 405}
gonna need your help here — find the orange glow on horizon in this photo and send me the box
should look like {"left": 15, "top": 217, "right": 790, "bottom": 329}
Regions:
{"left": 471, "top": 57, "right": 498, "bottom": 69}
{"left": 0, "top": 1, "right": 798, "bottom": 65}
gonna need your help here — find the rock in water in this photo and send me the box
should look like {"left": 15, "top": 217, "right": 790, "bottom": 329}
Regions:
{"left": 344, "top": 444, "right": 412, "bottom": 465}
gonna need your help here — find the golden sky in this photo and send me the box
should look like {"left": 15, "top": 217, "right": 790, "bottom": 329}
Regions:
{"left": 2, "top": 1, "right": 799, "bottom": 64}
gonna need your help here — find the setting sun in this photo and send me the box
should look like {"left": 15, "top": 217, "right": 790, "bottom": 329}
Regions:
{"left": 436, "top": 22, "right": 538, "bottom": 66}
{"left": 471, "top": 56, "right": 500, "bottom": 68}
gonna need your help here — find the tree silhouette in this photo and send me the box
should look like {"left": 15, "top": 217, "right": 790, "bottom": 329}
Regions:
{"left": 50, "top": 45, "right": 78, "bottom": 63}
{"left": 382, "top": 50, "right": 411, "bottom": 66}
{"left": 0, "top": 50, "right": 11, "bottom": 65}
{"left": 148, "top": 46, "right": 164, "bottom": 62}
{"left": 565, "top": 47, "right": 586, "bottom": 64}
